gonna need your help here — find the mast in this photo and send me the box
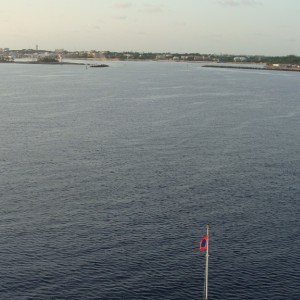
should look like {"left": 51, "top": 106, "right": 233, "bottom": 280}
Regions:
{"left": 200, "top": 224, "right": 210, "bottom": 300}
{"left": 204, "top": 224, "right": 209, "bottom": 300}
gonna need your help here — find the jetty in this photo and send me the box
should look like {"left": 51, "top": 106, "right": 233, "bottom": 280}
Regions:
{"left": 203, "top": 64, "right": 300, "bottom": 72}
{"left": 90, "top": 64, "right": 109, "bottom": 68}
{"left": 0, "top": 61, "right": 86, "bottom": 66}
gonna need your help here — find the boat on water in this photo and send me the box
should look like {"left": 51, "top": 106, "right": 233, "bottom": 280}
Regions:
{"left": 90, "top": 64, "right": 109, "bottom": 68}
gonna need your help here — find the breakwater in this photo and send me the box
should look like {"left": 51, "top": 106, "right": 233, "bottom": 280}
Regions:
{"left": 203, "top": 64, "right": 300, "bottom": 72}
{"left": 0, "top": 61, "right": 85, "bottom": 65}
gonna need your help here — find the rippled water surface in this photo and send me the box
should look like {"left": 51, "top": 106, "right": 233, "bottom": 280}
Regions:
{"left": 1, "top": 61, "right": 299, "bottom": 299}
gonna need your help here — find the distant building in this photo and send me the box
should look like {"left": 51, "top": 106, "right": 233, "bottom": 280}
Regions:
{"left": 156, "top": 54, "right": 166, "bottom": 60}
{"left": 193, "top": 56, "right": 202, "bottom": 61}
{"left": 180, "top": 56, "right": 190, "bottom": 60}
{"left": 89, "top": 50, "right": 96, "bottom": 56}
{"left": 234, "top": 56, "right": 247, "bottom": 62}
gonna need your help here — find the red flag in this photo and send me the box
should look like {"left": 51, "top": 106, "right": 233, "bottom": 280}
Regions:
{"left": 199, "top": 235, "right": 208, "bottom": 251}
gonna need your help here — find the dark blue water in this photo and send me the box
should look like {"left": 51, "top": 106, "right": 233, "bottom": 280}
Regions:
{"left": 1, "top": 61, "right": 299, "bottom": 299}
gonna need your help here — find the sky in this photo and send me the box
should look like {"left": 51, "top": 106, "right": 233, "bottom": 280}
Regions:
{"left": 1, "top": 0, "right": 300, "bottom": 56}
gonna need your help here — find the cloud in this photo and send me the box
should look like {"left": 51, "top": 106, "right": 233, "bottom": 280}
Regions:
{"left": 217, "top": 0, "right": 262, "bottom": 6}
{"left": 174, "top": 21, "right": 187, "bottom": 27}
{"left": 115, "top": 2, "right": 132, "bottom": 9}
{"left": 284, "top": 37, "right": 296, "bottom": 43}
{"left": 113, "top": 15, "right": 127, "bottom": 20}
{"left": 141, "top": 4, "right": 163, "bottom": 13}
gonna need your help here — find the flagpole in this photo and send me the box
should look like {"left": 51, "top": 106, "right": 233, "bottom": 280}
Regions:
{"left": 204, "top": 224, "right": 209, "bottom": 300}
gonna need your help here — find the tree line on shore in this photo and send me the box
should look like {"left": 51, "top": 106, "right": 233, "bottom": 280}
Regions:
{"left": 2, "top": 49, "right": 300, "bottom": 65}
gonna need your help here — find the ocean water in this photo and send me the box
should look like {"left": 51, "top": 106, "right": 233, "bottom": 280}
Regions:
{"left": 0, "top": 61, "right": 299, "bottom": 300}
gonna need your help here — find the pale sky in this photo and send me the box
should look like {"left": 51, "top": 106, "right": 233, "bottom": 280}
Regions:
{"left": 1, "top": 0, "right": 300, "bottom": 55}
